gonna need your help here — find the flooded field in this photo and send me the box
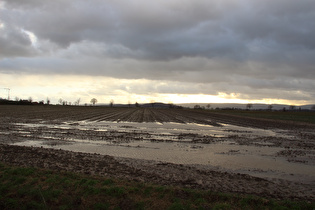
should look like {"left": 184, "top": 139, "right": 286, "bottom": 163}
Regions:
{"left": 1, "top": 105, "right": 315, "bottom": 200}
{"left": 5, "top": 117, "right": 315, "bottom": 183}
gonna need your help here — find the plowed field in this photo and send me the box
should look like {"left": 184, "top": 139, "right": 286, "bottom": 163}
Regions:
{"left": 2, "top": 105, "right": 313, "bottom": 128}
{"left": 1, "top": 105, "right": 315, "bottom": 201}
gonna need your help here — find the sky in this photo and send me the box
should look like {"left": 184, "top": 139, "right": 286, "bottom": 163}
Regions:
{"left": 0, "top": 0, "right": 315, "bottom": 105}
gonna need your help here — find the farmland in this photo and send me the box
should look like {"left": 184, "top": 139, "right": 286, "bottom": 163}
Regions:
{"left": 0, "top": 105, "right": 315, "bottom": 205}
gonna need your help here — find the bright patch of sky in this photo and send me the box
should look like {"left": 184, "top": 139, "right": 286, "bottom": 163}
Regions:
{"left": 21, "top": 29, "right": 38, "bottom": 47}
{"left": 0, "top": 73, "right": 309, "bottom": 106}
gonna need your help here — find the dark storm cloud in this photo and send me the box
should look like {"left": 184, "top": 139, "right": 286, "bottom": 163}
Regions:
{"left": 0, "top": 0, "right": 314, "bottom": 103}
{"left": 2, "top": 0, "right": 315, "bottom": 60}
{"left": 0, "top": 24, "right": 36, "bottom": 57}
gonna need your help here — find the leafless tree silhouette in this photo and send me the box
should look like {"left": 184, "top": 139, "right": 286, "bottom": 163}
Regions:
{"left": 75, "top": 98, "right": 81, "bottom": 106}
{"left": 91, "top": 98, "right": 97, "bottom": 106}
{"left": 246, "top": 103, "right": 253, "bottom": 110}
{"left": 110, "top": 99, "right": 114, "bottom": 107}
{"left": 194, "top": 105, "right": 202, "bottom": 109}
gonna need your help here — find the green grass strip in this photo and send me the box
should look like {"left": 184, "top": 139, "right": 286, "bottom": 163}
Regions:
{"left": 0, "top": 162, "right": 314, "bottom": 210}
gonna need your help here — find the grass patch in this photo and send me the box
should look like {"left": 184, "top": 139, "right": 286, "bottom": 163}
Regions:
{"left": 102, "top": 178, "right": 114, "bottom": 185}
{"left": 0, "top": 161, "right": 314, "bottom": 210}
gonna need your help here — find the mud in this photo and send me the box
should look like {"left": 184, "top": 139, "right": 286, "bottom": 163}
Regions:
{"left": 0, "top": 144, "right": 313, "bottom": 201}
{"left": 0, "top": 105, "right": 314, "bottom": 201}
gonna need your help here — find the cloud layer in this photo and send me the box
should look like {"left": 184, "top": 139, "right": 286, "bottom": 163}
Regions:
{"left": 1, "top": 0, "right": 315, "bottom": 104}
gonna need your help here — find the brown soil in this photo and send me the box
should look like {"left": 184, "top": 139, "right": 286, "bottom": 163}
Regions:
{"left": 2, "top": 105, "right": 314, "bottom": 129}
{"left": 0, "top": 105, "right": 314, "bottom": 201}
{"left": 0, "top": 144, "right": 313, "bottom": 201}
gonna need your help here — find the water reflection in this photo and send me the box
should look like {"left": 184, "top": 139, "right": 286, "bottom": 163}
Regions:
{"left": 11, "top": 121, "right": 315, "bottom": 183}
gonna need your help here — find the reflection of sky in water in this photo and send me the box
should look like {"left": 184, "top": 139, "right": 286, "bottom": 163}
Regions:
{"left": 16, "top": 121, "right": 285, "bottom": 139}
{"left": 11, "top": 121, "right": 314, "bottom": 183}
{"left": 12, "top": 139, "right": 314, "bottom": 183}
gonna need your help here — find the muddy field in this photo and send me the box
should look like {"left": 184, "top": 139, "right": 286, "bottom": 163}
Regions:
{"left": 0, "top": 105, "right": 315, "bottom": 201}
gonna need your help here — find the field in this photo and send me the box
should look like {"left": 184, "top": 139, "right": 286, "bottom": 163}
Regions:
{"left": 2, "top": 105, "right": 315, "bottom": 127}
{"left": 0, "top": 105, "right": 315, "bottom": 208}
{"left": 1, "top": 161, "right": 313, "bottom": 210}
{"left": 216, "top": 109, "right": 315, "bottom": 125}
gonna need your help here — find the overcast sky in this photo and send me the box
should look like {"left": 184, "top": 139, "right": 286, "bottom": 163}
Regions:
{"left": 1, "top": 0, "right": 314, "bottom": 105}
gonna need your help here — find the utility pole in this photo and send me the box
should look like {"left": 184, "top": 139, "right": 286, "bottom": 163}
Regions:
{"left": 3, "top": 88, "right": 10, "bottom": 100}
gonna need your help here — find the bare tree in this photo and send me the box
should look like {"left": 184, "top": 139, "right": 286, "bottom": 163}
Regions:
{"left": 289, "top": 105, "right": 296, "bottom": 110}
{"left": 75, "top": 98, "right": 81, "bottom": 106}
{"left": 135, "top": 102, "right": 140, "bottom": 107}
{"left": 58, "top": 98, "right": 63, "bottom": 105}
{"left": 206, "top": 104, "right": 211, "bottom": 109}
{"left": 110, "top": 99, "right": 114, "bottom": 107}
{"left": 194, "top": 105, "right": 201, "bottom": 109}
{"left": 28, "top": 97, "right": 33, "bottom": 103}
{"left": 246, "top": 103, "right": 253, "bottom": 110}
{"left": 268, "top": 105, "right": 273, "bottom": 111}
{"left": 90, "top": 98, "right": 97, "bottom": 106}
{"left": 46, "top": 97, "right": 50, "bottom": 105}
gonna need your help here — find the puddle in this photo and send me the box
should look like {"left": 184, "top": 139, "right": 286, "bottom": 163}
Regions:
{"left": 9, "top": 120, "right": 315, "bottom": 182}
{"left": 12, "top": 138, "right": 314, "bottom": 182}
{"left": 253, "top": 142, "right": 275, "bottom": 146}
{"left": 19, "top": 121, "right": 282, "bottom": 138}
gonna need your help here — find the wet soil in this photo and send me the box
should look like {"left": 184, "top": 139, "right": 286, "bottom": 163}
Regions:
{"left": 0, "top": 105, "right": 314, "bottom": 201}
{"left": 0, "top": 144, "right": 313, "bottom": 201}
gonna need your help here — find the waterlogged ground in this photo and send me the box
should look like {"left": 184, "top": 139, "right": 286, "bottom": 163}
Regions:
{"left": 5, "top": 118, "right": 315, "bottom": 183}
{"left": 1, "top": 105, "right": 315, "bottom": 200}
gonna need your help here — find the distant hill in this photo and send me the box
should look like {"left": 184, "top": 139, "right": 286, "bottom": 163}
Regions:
{"left": 79, "top": 102, "right": 315, "bottom": 110}
{"left": 177, "top": 103, "right": 315, "bottom": 110}
{"left": 2, "top": 98, "right": 314, "bottom": 110}
{"left": 99, "top": 102, "right": 182, "bottom": 109}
